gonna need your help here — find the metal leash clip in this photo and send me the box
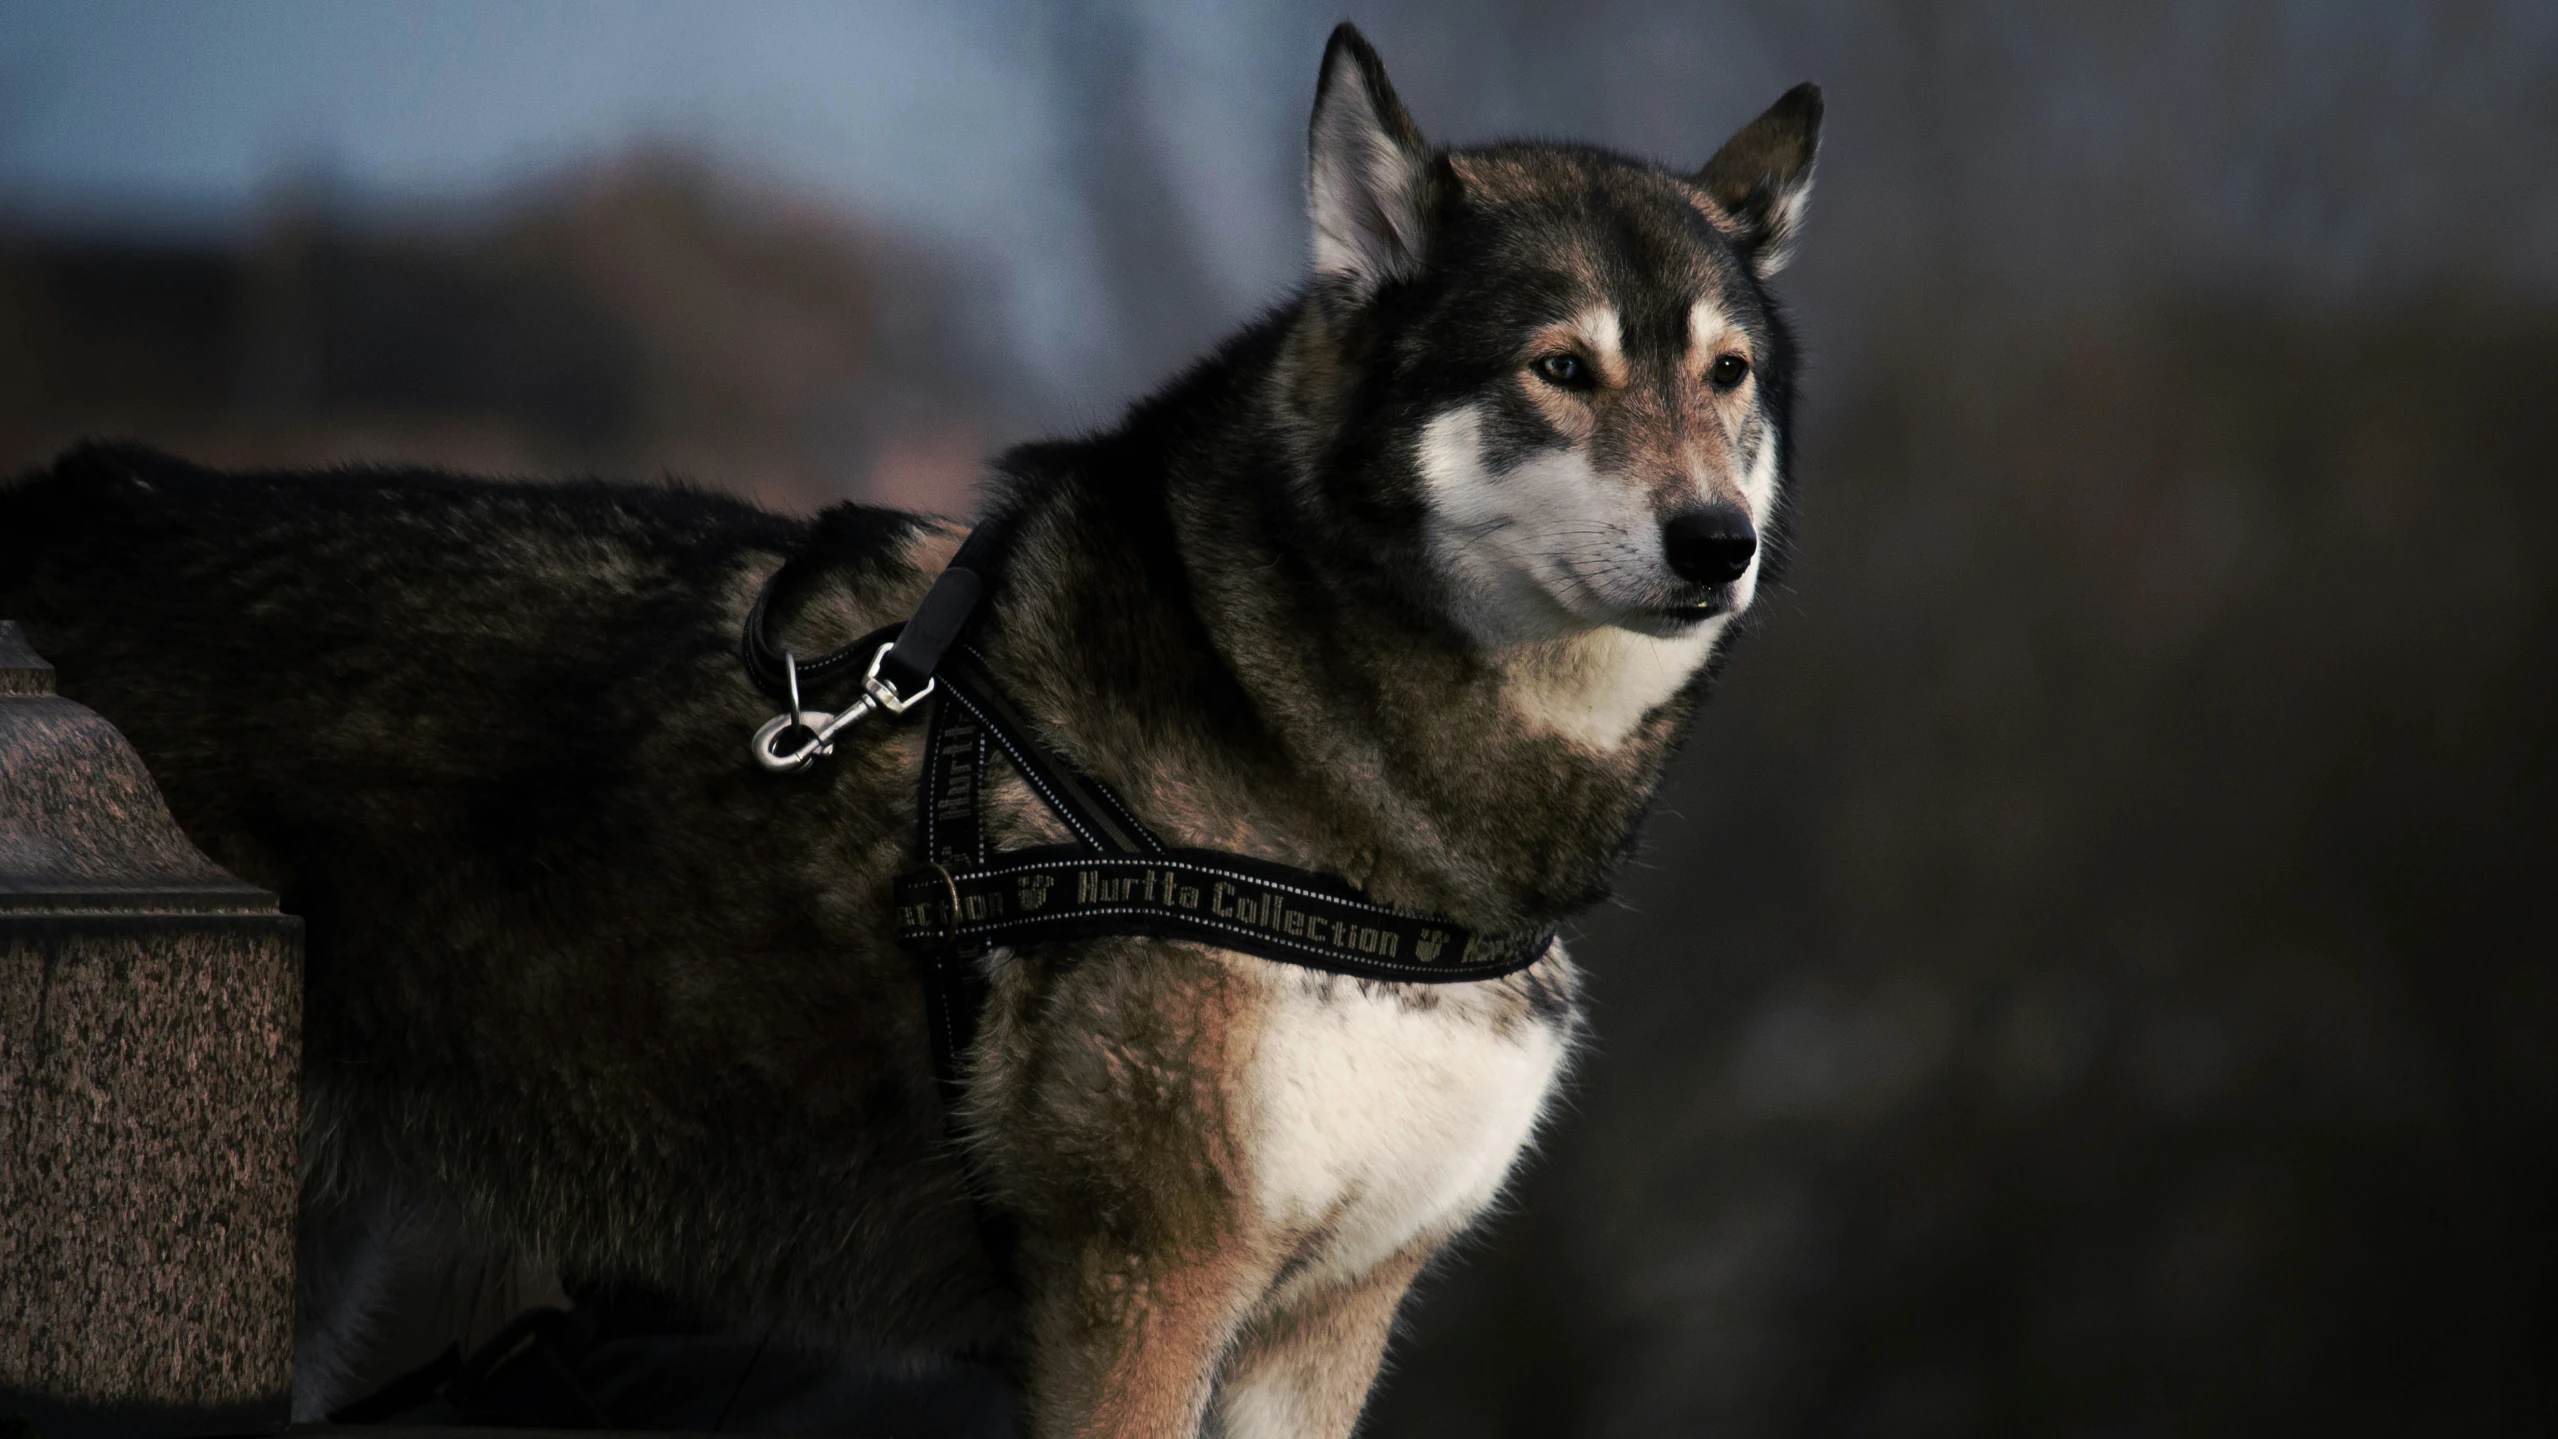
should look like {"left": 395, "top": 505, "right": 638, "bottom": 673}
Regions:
{"left": 750, "top": 643, "right": 935, "bottom": 773}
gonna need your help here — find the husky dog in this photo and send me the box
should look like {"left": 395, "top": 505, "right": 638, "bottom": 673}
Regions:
{"left": 0, "top": 27, "right": 1817, "bottom": 1437}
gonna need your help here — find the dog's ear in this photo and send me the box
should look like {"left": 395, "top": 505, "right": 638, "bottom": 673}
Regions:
{"left": 1697, "top": 83, "right": 1822, "bottom": 278}
{"left": 1307, "top": 24, "right": 1435, "bottom": 297}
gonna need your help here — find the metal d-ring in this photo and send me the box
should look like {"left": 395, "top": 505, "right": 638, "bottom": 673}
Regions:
{"left": 928, "top": 861, "right": 963, "bottom": 946}
{"left": 749, "top": 642, "right": 938, "bottom": 773}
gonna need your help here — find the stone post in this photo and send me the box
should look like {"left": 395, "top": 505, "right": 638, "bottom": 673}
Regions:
{"left": 1, "top": 621, "right": 302, "bottom": 1435}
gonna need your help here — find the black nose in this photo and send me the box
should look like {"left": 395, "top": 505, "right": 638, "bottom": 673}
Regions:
{"left": 1662, "top": 505, "right": 1758, "bottom": 586}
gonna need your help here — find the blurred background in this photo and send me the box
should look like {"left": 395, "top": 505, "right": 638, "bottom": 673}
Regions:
{"left": 6, "top": 1, "right": 2556, "bottom": 1434}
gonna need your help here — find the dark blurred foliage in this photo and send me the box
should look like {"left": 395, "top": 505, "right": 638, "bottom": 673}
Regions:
{"left": 0, "top": 152, "right": 1025, "bottom": 512}
{"left": 6, "top": 2, "right": 2557, "bottom": 1434}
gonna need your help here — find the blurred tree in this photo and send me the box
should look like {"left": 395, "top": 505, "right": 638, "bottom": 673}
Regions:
{"left": 0, "top": 151, "right": 1026, "bottom": 513}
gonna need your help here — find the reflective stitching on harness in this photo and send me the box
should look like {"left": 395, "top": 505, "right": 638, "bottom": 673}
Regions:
{"left": 962, "top": 643, "right": 1164, "bottom": 850}
{"left": 923, "top": 731, "right": 940, "bottom": 860}
{"left": 915, "top": 904, "right": 1548, "bottom": 979}
{"left": 944, "top": 685, "right": 1109, "bottom": 854}
{"left": 900, "top": 854, "right": 1433, "bottom": 921}
{"left": 946, "top": 909, "right": 1534, "bottom": 981}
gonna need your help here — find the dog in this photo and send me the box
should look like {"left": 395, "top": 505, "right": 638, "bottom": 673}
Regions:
{"left": 0, "top": 26, "right": 1817, "bottom": 1437}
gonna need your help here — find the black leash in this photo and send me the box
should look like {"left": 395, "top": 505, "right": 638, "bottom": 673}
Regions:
{"left": 740, "top": 513, "right": 1555, "bottom": 1117}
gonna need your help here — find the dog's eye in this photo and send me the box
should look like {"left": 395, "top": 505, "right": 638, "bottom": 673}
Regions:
{"left": 1533, "top": 353, "right": 1593, "bottom": 390}
{"left": 1709, "top": 354, "right": 1751, "bottom": 391}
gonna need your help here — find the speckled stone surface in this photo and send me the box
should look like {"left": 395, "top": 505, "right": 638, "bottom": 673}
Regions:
{"left": 1, "top": 621, "right": 301, "bottom": 1417}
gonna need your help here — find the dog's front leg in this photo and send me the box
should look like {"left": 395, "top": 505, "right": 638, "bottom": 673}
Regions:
{"left": 1205, "top": 1241, "right": 1436, "bottom": 1439}
{"left": 1016, "top": 1231, "right": 1274, "bottom": 1437}
{"left": 988, "top": 942, "right": 1276, "bottom": 1437}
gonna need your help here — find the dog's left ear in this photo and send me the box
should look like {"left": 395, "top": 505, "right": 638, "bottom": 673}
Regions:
{"left": 1307, "top": 24, "right": 1436, "bottom": 297}
{"left": 1698, "top": 83, "right": 1823, "bottom": 278}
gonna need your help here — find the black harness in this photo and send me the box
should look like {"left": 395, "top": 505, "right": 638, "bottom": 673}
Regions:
{"left": 740, "top": 517, "right": 1555, "bottom": 1113}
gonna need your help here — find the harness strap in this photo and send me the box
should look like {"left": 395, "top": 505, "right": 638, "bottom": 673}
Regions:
{"left": 895, "top": 643, "right": 1551, "bottom": 1125}
{"left": 894, "top": 846, "right": 1550, "bottom": 981}
{"left": 933, "top": 647, "right": 1167, "bottom": 860}
{"left": 739, "top": 519, "right": 1557, "bottom": 1135}
{"left": 896, "top": 650, "right": 1549, "bottom": 981}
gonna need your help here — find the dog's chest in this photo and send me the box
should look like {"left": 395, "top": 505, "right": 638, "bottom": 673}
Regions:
{"left": 1240, "top": 969, "right": 1569, "bottom": 1284}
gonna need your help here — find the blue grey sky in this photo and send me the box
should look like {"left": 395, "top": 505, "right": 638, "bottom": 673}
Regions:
{"left": 5, "top": 0, "right": 2554, "bottom": 405}
{"left": 0, "top": 0, "right": 1332, "bottom": 392}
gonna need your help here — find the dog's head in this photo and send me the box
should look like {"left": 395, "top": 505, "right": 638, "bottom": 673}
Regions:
{"left": 1299, "top": 25, "right": 1818, "bottom": 653}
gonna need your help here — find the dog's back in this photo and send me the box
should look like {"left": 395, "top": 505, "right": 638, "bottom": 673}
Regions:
{"left": 2, "top": 444, "right": 1011, "bottom": 1365}
{"left": 2, "top": 444, "right": 819, "bottom": 966}
{"left": 3, "top": 442, "right": 806, "bottom": 786}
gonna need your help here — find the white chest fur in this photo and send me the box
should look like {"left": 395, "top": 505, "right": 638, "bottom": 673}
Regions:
{"left": 1498, "top": 622, "right": 1724, "bottom": 752}
{"left": 1240, "top": 962, "right": 1570, "bottom": 1291}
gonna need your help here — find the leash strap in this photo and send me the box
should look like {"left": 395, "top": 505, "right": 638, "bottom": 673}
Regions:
{"left": 740, "top": 518, "right": 1013, "bottom": 707}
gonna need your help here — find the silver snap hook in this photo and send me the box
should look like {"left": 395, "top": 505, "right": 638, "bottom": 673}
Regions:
{"left": 749, "top": 642, "right": 932, "bottom": 773}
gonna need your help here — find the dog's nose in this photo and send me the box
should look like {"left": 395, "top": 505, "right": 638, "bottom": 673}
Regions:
{"left": 1662, "top": 505, "right": 1758, "bottom": 586}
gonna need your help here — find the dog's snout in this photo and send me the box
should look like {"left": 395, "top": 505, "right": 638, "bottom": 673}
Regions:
{"left": 1662, "top": 505, "right": 1757, "bottom": 587}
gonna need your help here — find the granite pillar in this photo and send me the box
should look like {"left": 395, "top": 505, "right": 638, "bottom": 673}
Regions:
{"left": 0, "top": 621, "right": 301, "bottom": 1433}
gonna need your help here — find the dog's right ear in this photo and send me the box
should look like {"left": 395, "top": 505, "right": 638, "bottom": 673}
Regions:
{"left": 1307, "top": 24, "right": 1435, "bottom": 298}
